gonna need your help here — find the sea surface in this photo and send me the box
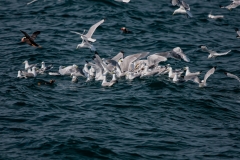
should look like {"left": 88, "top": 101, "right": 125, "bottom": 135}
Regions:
{"left": 1, "top": 0, "right": 240, "bottom": 159}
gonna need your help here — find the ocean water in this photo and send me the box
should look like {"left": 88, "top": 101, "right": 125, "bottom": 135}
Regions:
{"left": 1, "top": 0, "right": 240, "bottom": 159}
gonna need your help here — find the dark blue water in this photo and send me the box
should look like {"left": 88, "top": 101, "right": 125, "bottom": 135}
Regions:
{"left": 1, "top": 0, "right": 240, "bottom": 159}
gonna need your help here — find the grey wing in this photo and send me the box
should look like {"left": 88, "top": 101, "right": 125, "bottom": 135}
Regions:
{"left": 155, "top": 52, "right": 171, "bottom": 58}
{"left": 111, "top": 51, "right": 124, "bottom": 62}
{"left": 120, "top": 52, "right": 149, "bottom": 72}
{"left": 184, "top": 75, "right": 199, "bottom": 83}
{"left": 85, "top": 19, "right": 105, "bottom": 38}
{"left": 203, "top": 67, "right": 216, "bottom": 83}
{"left": 214, "top": 50, "right": 231, "bottom": 56}
{"left": 171, "top": 0, "right": 180, "bottom": 6}
{"left": 172, "top": 47, "right": 190, "bottom": 62}
{"left": 70, "top": 31, "right": 82, "bottom": 36}
{"left": 106, "top": 59, "right": 121, "bottom": 71}
{"left": 186, "top": 10, "right": 193, "bottom": 17}
{"left": 225, "top": 72, "right": 240, "bottom": 82}
{"left": 181, "top": 0, "right": 190, "bottom": 10}
{"left": 147, "top": 54, "right": 167, "bottom": 66}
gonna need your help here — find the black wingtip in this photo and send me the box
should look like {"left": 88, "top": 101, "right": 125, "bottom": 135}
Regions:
{"left": 120, "top": 50, "right": 124, "bottom": 53}
{"left": 200, "top": 70, "right": 203, "bottom": 73}
{"left": 92, "top": 56, "right": 96, "bottom": 60}
{"left": 224, "top": 72, "right": 228, "bottom": 75}
{"left": 95, "top": 51, "right": 99, "bottom": 55}
{"left": 198, "top": 45, "right": 203, "bottom": 48}
{"left": 235, "top": 28, "right": 239, "bottom": 31}
{"left": 219, "top": 5, "right": 223, "bottom": 8}
{"left": 214, "top": 66, "right": 217, "bottom": 69}
{"left": 85, "top": 60, "right": 89, "bottom": 63}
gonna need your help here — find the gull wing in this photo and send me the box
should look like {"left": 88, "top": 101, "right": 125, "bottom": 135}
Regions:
{"left": 181, "top": 0, "right": 190, "bottom": 10}
{"left": 203, "top": 66, "right": 216, "bottom": 85}
{"left": 120, "top": 52, "right": 149, "bottom": 72}
{"left": 155, "top": 52, "right": 171, "bottom": 58}
{"left": 95, "top": 53, "right": 110, "bottom": 72}
{"left": 225, "top": 72, "right": 240, "bottom": 82}
{"left": 111, "top": 51, "right": 124, "bottom": 62}
{"left": 84, "top": 19, "right": 105, "bottom": 40}
{"left": 172, "top": 47, "right": 190, "bottom": 62}
{"left": 213, "top": 50, "right": 231, "bottom": 56}
{"left": 31, "top": 31, "right": 40, "bottom": 40}
{"left": 147, "top": 54, "right": 167, "bottom": 67}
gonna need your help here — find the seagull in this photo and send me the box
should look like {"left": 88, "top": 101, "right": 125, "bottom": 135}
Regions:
{"left": 172, "top": 0, "right": 193, "bottom": 18}
{"left": 75, "top": 38, "right": 96, "bottom": 51}
{"left": 167, "top": 66, "right": 183, "bottom": 78}
{"left": 224, "top": 72, "right": 240, "bottom": 82}
{"left": 39, "top": 61, "right": 53, "bottom": 74}
{"left": 23, "top": 60, "right": 38, "bottom": 70}
{"left": 200, "top": 45, "right": 231, "bottom": 59}
{"left": 195, "top": 67, "right": 216, "bottom": 87}
{"left": 20, "top": 30, "right": 41, "bottom": 47}
{"left": 184, "top": 66, "right": 201, "bottom": 76}
{"left": 235, "top": 28, "right": 240, "bottom": 38}
{"left": 21, "top": 67, "right": 38, "bottom": 78}
{"left": 220, "top": 0, "right": 240, "bottom": 10}
{"left": 101, "top": 72, "right": 117, "bottom": 87}
{"left": 70, "top": 19, "right": 104, "bottom": 43}
{"left": 157, "top": 47, "right": 190, "bottom": 62}
{"left": 173, "top": 72, "right": 185, "bottom": 83}
{"left": 208, "top": 11, "right": 224, "bottom": 19}
{"left": 147, "top": 54, "right": 167, "bottom": 67}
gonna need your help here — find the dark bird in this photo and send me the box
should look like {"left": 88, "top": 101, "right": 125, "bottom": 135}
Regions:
{"left": 20, "top": 30, "right": 41, "bottom": 47}
{"left": 38, "top": 79, "right": 55, "bottom": 86}
{"left": 121, "top": 27, "right": 132, "bottom": 33}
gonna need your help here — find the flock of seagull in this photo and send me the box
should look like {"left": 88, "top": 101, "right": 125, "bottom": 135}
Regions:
{"left": 17, "top": 0, "right": 240, "bottom": 87}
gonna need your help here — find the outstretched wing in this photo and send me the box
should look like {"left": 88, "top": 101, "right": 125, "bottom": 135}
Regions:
{"left": 225, "top": 72, "right": 240, "bottom": 82}
{"left": 84, "top": 19, "right": 105, "bottom": 39}
{"left": 20, "top": 30, "right": 31, "bottom": 39}
{"left": 112, "top": 51, "right": 124, "bottom": 62}
{"left": 31, "top": 31, "right": 40, "bottom": 40}
{"left": 172, "top": 47, "right": 190, "bottom": 62}
{"left": 214, "top": 50, "right": 231, "bottom": 56}
{"left": 203, "top": 66, "right": 216, "bottom": 85}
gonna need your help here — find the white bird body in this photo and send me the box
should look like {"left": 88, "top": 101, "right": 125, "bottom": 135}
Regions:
{"left": 208, "top": 13, "right": 224, "bottom": 19}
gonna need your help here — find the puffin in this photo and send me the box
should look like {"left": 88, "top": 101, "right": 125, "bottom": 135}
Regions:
{"left": 20, "top": 30, "right": 41, "bottom": 47}
{"left": 121, "top": 27, "right": 132, "bottom": 34}
{"left": 38, "top": 79, "right": 55, "bottom": 86}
